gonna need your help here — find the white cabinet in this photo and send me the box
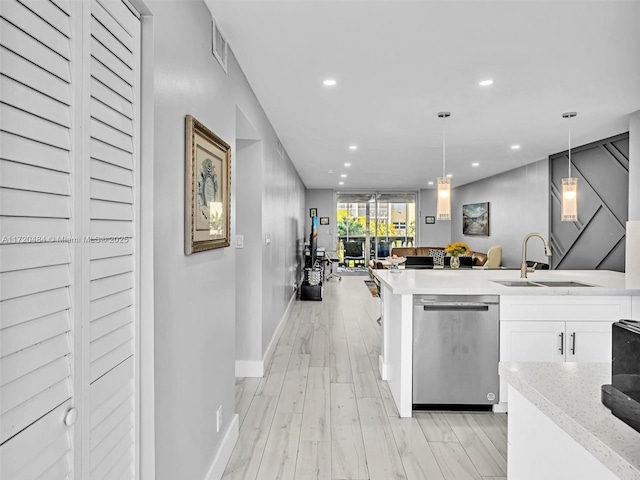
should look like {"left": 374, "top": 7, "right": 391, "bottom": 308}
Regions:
{"left": 501, "top": 320, "right": 612, "bottom": 363}
{"left": 498, "top": 295, "right": 631, "bottom": 409}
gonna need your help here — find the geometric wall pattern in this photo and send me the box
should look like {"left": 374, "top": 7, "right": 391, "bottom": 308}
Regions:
{"left": 549, "top": 133, "right": 629, "bottom": 272}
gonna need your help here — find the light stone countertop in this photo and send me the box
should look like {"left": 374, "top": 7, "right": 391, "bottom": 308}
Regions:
{"left": 373, "top": 268, "right": 640, "bottom": 296}
{"left": 499, "top": 362, "right": 640, "bottom": 480}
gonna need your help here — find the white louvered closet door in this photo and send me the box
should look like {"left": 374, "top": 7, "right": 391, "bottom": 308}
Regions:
{"left": 0, "top": 0, "right": 141, "bottom": 478}
{"left": 86, "top": 1, "right": 140, "bottom": 478}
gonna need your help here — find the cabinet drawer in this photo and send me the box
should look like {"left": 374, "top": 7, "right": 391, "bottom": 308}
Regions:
{"left": 500, "top": 296, "right": 631, "bottom": 321}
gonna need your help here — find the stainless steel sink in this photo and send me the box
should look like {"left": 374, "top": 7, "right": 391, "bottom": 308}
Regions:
{"left": 533, "top": 281, "right": 593, "bottom": 287}
{"left": 492, "top": 281, "right": 543, "bottom": 287}
{"left": 493, "top": 280, "right": 594, "bottom": 287}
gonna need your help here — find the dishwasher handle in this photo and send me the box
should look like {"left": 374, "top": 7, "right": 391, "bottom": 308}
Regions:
{"left": 421, "top": 303, "right": 490, "bottom": 312}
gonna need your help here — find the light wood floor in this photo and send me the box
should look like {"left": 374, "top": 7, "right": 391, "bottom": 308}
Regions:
{"left": 222, "top": 275, "right": 507, "bottom": 480}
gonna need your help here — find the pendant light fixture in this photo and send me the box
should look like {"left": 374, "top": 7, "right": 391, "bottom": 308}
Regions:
{"left": 561, "top": 112, "right": 578, "bottom": 222}
{"left": 436, "top": 112, "right": 451, "bottom": 221}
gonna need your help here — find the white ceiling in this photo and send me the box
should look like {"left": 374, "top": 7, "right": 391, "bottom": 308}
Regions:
{"left": 205, "top": 0, "right": 640, "bottom": 190}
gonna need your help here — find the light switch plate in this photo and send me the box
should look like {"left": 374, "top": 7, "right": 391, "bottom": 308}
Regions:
{"left": 236, "top": 235, "right": 244, "bottom": 248}
{"left": 265, "top": 233, "right": 271, "bottom": 246}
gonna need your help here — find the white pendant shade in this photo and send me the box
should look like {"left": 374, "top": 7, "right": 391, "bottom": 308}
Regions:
{"left": 436, "top": 176, "right": 451, "bottom": 220}
{"left": 561, "top": 177, "right": 578, "bottom": 221}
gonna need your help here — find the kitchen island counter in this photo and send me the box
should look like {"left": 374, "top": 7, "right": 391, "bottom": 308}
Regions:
{"left": 500, "top": 362, "right": 640, "bottom": 480}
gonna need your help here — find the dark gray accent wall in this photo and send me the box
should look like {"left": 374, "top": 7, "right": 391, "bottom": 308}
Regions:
{"left": 550, "top": 133, "right": 629, "bottom": 271}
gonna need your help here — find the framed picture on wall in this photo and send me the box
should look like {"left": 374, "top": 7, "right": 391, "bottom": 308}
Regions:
{"left": 185, "top": 115, "right": 231, "bottom": 254}
{"left": 320, "top": 217, "right": 329, "bottom": 225}
{"left": 462, "top": 202, "right": 490, "bottom": 236}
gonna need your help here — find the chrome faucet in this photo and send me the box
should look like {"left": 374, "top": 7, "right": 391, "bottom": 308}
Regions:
{"left": 521, "top": 232, "right": 552, "bottom": 278}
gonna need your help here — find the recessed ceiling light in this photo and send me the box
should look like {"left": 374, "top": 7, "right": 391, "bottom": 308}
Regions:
{"left": 323, "top": 79, "right": 337, "bottom": 86}
{"left": 428, "top": 181, "right": 434, "bottom": 185}
{"left": 341, "top": 174, "right": 347, "bottom": 178}
{"left": 472, "top": 162, "right": 480, "bottom": 167}
{"left": 328, "top": 170, "right": 333, "bottom": 174}
{"left": 344, "top": 163, "right": 351, "bottom": 167}
{"left": 479, "top": 79, "right": 494, "bottom": 86}
{"left": 446, "top": 174, "right": 453, "bottom": 178}
{"left": 339, "top": 181, "right": 344, "bottom": 185}
{"left": 511, "top": 144, "right": 521, "bottom": 150}
{"left": 348, "top": 145, "right": 358, "bottom": 150}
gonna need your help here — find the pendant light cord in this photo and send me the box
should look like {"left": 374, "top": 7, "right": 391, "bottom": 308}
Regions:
{"left": 568, "top": 115, "right": 572, "bottom": 179}
{"left": 442, "top": 115, "right": 446, "bottom": 178}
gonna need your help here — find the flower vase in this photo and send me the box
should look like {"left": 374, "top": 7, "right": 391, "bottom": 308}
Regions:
{"left": 450, "top": 255, "right": 460, "bottom": 269}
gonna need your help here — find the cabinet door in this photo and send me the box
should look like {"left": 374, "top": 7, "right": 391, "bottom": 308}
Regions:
{"left": 501, "top": 321, "right": 566, "bottom": 363}
{"left": 565, "top": 321, "right": 612, "bottom": 363}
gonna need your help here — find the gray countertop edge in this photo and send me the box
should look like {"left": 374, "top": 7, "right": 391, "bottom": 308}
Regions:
{"left": 499, "top": 362, "right": 640, "bottom": 480}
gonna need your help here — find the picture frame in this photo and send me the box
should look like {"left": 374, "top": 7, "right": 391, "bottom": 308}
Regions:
{"left": 462, "top": 202, "right": 490, "bottom": 236}
{"left": 320, "top": 217, "right": 329, "bottom": 225}
{"left": 310, "top": 208, "right": 317, "bottom": 217}
{"left": 425, "top": 216, "right": 435, "bottom": 224}
{"left": 185, "top": 115, "right": 231, "bottom": 254}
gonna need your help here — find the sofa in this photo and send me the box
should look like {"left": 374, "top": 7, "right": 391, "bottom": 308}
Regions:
{"left": 384, "top": 245, "right": 502, "bottom": 268}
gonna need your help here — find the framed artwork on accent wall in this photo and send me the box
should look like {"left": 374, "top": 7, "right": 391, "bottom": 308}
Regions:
{"left": 462, "top": 202, "right": 490, "bottom": 236}
{"left": 320, "top": 217, "right": 330, "bottom": 225}
{"left": 185, "top": 115, "right": 231, "bottom": 254}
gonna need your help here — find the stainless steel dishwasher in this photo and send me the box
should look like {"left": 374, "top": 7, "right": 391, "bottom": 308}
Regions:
{"left": 413, "top": 295, "right": 500, "bottom": 408}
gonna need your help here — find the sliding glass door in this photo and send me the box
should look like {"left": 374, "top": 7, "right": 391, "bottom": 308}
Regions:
{"left": 336, "top": 192, "right": 417, "bottom": 269}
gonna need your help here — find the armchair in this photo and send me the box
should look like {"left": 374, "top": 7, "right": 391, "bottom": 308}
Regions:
{"left": 343, "top": 240, "right": 365, "bottom": 267}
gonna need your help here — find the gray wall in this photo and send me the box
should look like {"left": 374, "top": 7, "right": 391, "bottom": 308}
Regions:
{"left": 152, "top": 2, "right": 305, "bottom": 479}
{"left": 418, "top": 189, "right": 452, "bottom": 247}
{"left": 452, "top": 160, "right": 550, "bottom": 267}
{"left": 306, "top": 189, "right": 336, "bottom": 251}
{"left": 630, "top": 110, "right": 640, "bottom": 221}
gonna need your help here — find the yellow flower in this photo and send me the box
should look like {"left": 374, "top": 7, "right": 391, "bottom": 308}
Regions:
{"left": 445, "top": 242, "right": 470, "bottom": 256}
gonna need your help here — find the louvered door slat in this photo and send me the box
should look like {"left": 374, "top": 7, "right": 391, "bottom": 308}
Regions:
{"left": 91, "top": 290, "right": 133, "bottom": 321}
{"left": 0, "top": 264, "right": 71, "bottom": 301}
{"left": 0, "top": 76, "right": 71, "bottom": 128}
{"left": 1, "top": 334, "right": 70, "bottom": 386}
{"left": 90, "top": 256, "right": 134, "bottom": 281}
{"left": 90, "top": 273, "right": 133, "bottom": 301}
{"left": 90, "top": 180, "right": 133, "bottom": 204}
{"left": 90, "top": 58, "right": 133, "bottom": 103}
{"left": 0, "top": 377, "right": 70, "bottom": 443}
{"left": 91, "top": 158, "right": 133, "bottom": 186}
{"left": 0, "top": 131, "right": 71, "bottom": 172}
{"left": 95, "top": 0, "right": 136, "bottom": 37}
{"left": 0, "top": 0, "right": 71, "bottom": 59}
{"left": 0, "top": 243, "right": 71, "bottom": 272}
{"left": 91, "top": 199, "right": 134, "bottom": 221}
{"left": 91, "top": 37, "right": 132, "bottom": 86}
{"left": 90, "top": 307, "right": 133, "bottom": 342}
{"left": 108, "top": 446, "right": 134, "bottom": 480}
{"left": 1, "top": 356, "right": 70, "bottom": 414}
{"left": 91, "top": 77, "right": 133, "bottom": 119}
{"left": 31, "top": 453, "right": 71, "bottom": 480}
{"left": 0, "top": 288, "right": 70, "bottom": 329}
{"left": 91, "top": 323, "right": 133, "bottom": 362}
{"left": 0, "top": 399, "right": 72, "bottom": 479}
{"left": 90, "top": 423, "right": 133, "bottom": 478}
{"left": 90, "top": 240, "right": 134, "bottom": 260}
{"left": 91, "top": 0, "right": 132, "bottom": 52}
{"left": 49, "top": 0, "right": 71, "bottom": 17}
{"left": 13, "top": 428, "right": 70, "bottom": 480}
{"left": 1, "top": 311, "right": 70, "bottom": 356}
{"left": 90, "top": 360, "right": 133, "bottom": 426}
{"left": 91, "top": 98, "right": 134, "bottom": 136}
{"left": 0, "top": 188, "right": 70, "bottom": 218}
{"left": 91, "top": 221, "right": 133, "bottom": 239}
{"left": 91, "top": 15, "right": 133, "bottom": 68}
{"left": 90, "top": 396, "right": 133, "bottom": 454}
{"left": 91, "top": 138, "right": 133, "bottom": 170}
{"left": 16, "top": 0, "right": 71, "bottom": 37}
{"left": 0, "top": 18, "right": 70, "bottom": 82}
{"left": 90, "top": 415, "right": 132, "bottom": 471}
{"left": 1, "top": 105, "right": 71, "bottom": 151}
{"left": 91, "top": 119, "right": 134, "bottom": 153}
{"left": 1, "top": 158, "right": 71, "bottom": 195}
{"left": 0, "top": 217, "right": 71, "bottom": 243}
{"left": 0, "top": 48, "right": 71, "bottom": 105}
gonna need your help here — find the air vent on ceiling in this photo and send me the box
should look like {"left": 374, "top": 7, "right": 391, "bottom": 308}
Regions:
{"left": 212, "top": 20, "right": 228, "bottom": 73}
{"left": 277, "top": 139, "right": 284, "bottom": 158}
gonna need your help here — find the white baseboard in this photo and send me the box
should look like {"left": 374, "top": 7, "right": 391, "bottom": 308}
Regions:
{"left": 379, "top": 355, "right": 387, "bottom": 380}
{"left": 235, "top": 292, "right": 297, "bottom": 378}
{"left": 204, "top": 413, "right": 239, "bottom": 480}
